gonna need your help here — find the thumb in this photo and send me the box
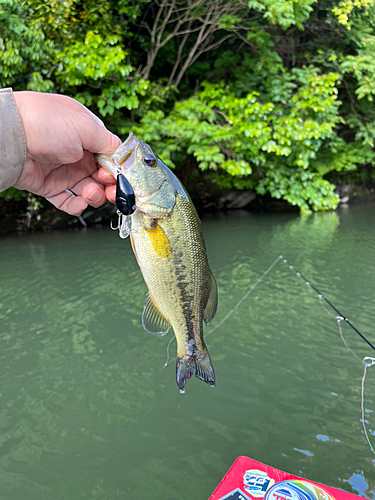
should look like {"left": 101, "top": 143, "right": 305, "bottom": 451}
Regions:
{"left": 78, "top": 112, "right": 122, "bottom": 155}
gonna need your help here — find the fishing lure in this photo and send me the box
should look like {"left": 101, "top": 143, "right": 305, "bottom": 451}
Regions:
{"left": 116, "top": 174, "right": 136, "bottom": 216}
{"left": 111, "top": 173, "right": 136, "bottom": 239}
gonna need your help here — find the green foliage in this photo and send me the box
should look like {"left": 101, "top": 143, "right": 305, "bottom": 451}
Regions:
{"left": 134, "top": 68, "right": 342, "bottom": 212}
{"left": 57, "top": 31, "right": 130, "bottom": 86}
{"left": 2, "top": 0, "right": 375, "bottom": 212}
{"left": 257, "top": 169, "right": 338, "bottom": 214}
{"left": 248, "top": 0, "right": 317, "bottom": 29}
{"left": 0, "top": 187, "right": 26, "bottom": 202}
{"left": 332, "top": 0, "right": 375, "bottom": 28}
{"left": 0, "top": 0, "right": 148, "bottom": 100}
{"left": 314, "top": 138, "right": 375, "bottom": 174}
{"left": 56, "top": 31, "right": 148, "bottom": 116}
{"left": 0, "top": 0, "right": 55, "bottom": 89}
{"left": 340, "top": 34, "right": 375, "bottom": 100}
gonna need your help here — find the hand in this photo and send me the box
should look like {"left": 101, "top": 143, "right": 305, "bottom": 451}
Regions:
{"left": 13, "top": 91, "right": 121, "bottom": 215}
{"left": 98, "top": 167, "right": 117, "bottom": 205}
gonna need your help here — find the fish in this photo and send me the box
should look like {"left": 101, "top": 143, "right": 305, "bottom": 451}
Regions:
{"left": 96, "top": 132, "right": 218, "bottom": 390}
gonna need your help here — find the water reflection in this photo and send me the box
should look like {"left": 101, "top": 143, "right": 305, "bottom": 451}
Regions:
{"left": 343, "top": 472, "right": 372, "bottom": 497}
{"left": 0, "top": 207, "right": 375, "bottom": 499}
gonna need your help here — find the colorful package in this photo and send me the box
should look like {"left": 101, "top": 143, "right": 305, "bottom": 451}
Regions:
{"left": 209, "top": 456, "right": 360, "bottom": 500}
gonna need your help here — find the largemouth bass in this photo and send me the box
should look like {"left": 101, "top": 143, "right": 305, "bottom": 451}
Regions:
{"left": 96, "top": 133, "right": 218, "bottom": 390}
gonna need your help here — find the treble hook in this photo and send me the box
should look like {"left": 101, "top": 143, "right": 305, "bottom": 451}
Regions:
{"left": 110, "top": 210, "right": 123, "bottom": 231}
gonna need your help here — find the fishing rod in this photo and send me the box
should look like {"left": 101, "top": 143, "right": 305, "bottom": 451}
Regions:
{"left": 281, "top": 257, "right": 375, "bottom": 353}
{"left": 280, "top": 256, "right": 375, "bottom": 455}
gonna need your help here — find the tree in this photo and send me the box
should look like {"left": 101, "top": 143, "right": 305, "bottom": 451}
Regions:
{"left": 139, "top": 0, "right": 253, "bottom": 87}
{"left": 2, "top": 0, "right": 375, "bottom": 214}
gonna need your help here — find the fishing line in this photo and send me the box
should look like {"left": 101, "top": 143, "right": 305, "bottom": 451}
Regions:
{"left": 162, "top": 336, "right": 175, "bottom": 369}
{"left": 161, "top": 255, "right": 283, "bottom": 369}
{"left": 362, "top": 358, "right": 375, "bottom": 455}
{"left": 205, "top": 255, "right": 283, "bottom": 338}
{"left": 337, "top": 316, "right": 361, "bottom": 361}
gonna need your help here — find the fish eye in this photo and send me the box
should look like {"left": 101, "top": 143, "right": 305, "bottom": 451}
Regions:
{"left": 143, "top": 154, "right": 157, "bottom": 167}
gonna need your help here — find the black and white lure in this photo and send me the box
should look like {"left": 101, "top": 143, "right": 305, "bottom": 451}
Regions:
{"left": 111, "top": 173, "right": 136, "bottom": 239}
{"left": 116, "top": 174, "right": 136, "bottom": 216}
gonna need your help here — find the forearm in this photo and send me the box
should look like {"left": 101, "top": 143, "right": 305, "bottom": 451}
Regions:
{"left": 0, "top": 88, "right": 26, "bottom": 193}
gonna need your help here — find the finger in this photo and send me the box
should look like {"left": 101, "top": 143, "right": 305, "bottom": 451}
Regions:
{"left": 65, "top": 196, "right": 88, "bottom": 216}
{"left": 91, "top": 169, "right": 103, "bottom": 184}
{"left": 105, "top": 184, "right": 116, "bottom": 205}
{"left": 48, "top": 191, "right": 88, "bottom": 216}
{"left": 98, "top": 167, "right": 116, "bottom": 185}
{"left": 77, "top": 115, "right": 121, "bottom": 156}
{"left": 82, "top": 183, "right": 106, "bottom": 207}
{"left": 41, "top": 152, "right": 100, "bottom": 198}
{"left": 69, "top": 176, "right": 105, "bottom": 196}
{"left": 69, "top": 176, "right": 106, "bottom": 208}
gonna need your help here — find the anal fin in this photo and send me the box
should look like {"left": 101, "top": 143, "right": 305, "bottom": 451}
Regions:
{"left": 142, "top": 294, "right": 170, "bottom": 336}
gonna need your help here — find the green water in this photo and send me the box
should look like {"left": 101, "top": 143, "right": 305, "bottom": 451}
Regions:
{"left": 0, "top": 204, "right": 375, "bottom": 499}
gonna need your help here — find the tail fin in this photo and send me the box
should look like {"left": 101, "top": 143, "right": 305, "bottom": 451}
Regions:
{"left": 176, "top": 345, "right": 215, "bottom": 390}
{"left": 176, "top": 356, "right": 195, "bottom": 390}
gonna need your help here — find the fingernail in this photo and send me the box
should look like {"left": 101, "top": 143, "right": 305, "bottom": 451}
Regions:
{"left": 88, "top": 189, "right": 102, "bottom": 203}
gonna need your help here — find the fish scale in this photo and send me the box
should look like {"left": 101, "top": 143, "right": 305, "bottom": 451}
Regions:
{"left": 131, "top": 196, "right": 209, "bottom": 356}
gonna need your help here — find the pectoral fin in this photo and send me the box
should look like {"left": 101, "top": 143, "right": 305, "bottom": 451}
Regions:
{"left": 203, "top": 272, "right": 218, "bottom": 326}
{"left": 142, "top": 294, "right": 170, "bottom": 335}
{"left": 145, "top": 223, "right": 172, "bottom": 259}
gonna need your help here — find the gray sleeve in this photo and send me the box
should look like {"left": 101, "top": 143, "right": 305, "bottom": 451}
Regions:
{"left": 0, "top": 88, "right": 26, "bottom": 193}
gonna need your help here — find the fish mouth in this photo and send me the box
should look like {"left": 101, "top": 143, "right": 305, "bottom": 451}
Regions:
{"left": 120, "top": 132, "right": 139, "bottom": 152}
{"left": 113, "top": 132, "right": 140, "bottom": 167}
